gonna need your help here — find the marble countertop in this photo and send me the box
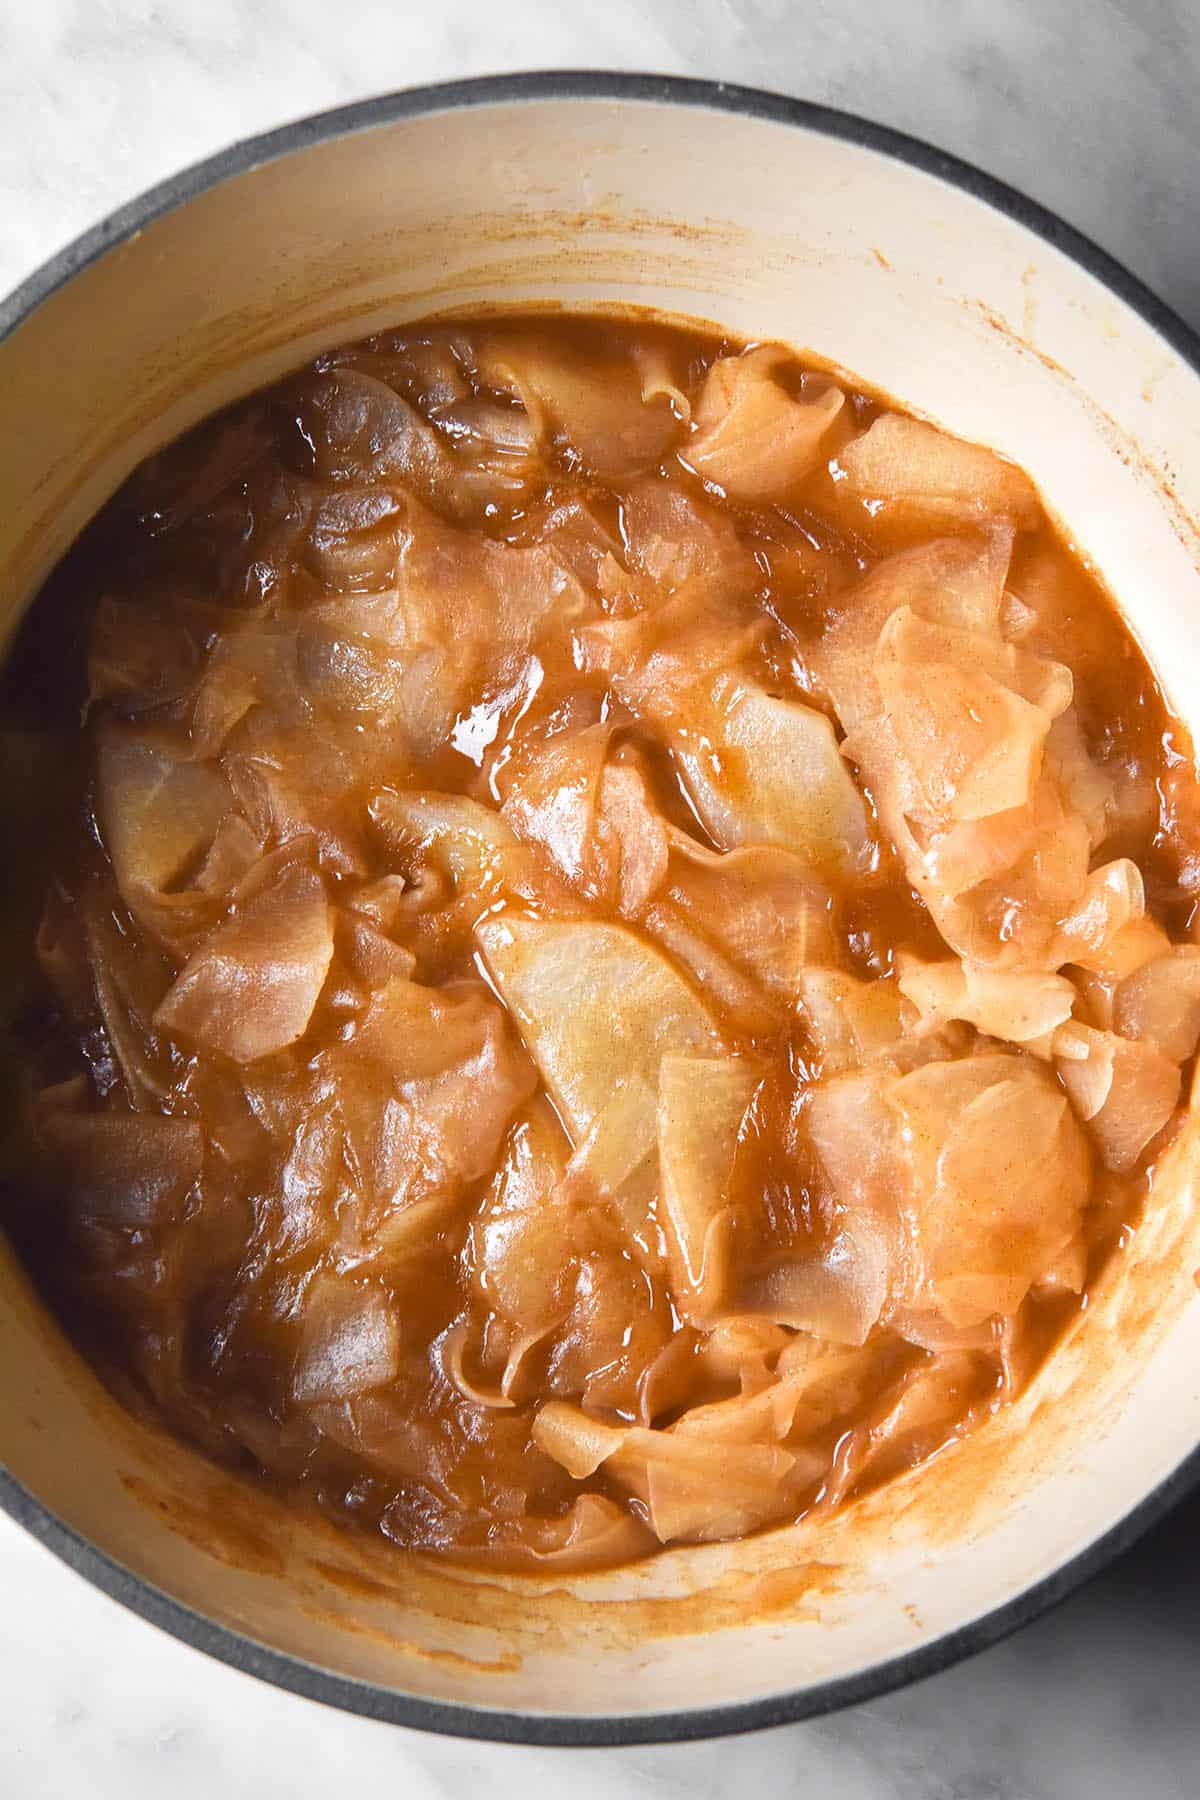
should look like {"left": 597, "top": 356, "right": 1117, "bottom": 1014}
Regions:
{"left": 3, "top": 2, "right": 1200, "bottom": 1795}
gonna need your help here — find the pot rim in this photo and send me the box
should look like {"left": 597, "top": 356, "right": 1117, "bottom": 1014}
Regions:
{"left": 2, "top": 69, "right": 1199, "bottom": 1748}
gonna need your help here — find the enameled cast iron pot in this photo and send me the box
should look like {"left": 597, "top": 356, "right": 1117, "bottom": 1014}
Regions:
{"left": 2, "top": 73, "right": 1200, "bottom": 1747}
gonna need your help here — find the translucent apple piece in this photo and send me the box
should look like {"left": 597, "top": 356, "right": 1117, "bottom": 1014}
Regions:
{"left": 635, "top": 1437, "right": 797, "bottom": 1543}
{"left": 83, "top": 895, "right": 175, "bottom": 1108}
{"left": 510, "top": 1495, "right": 652, "bottom": 1571}
{"left": 155, "top": 853, "right": 334, "bottom": 1062}
{"left": 662, "top": 840, "right": 837, "bottom": 995}
{"left": 878, "top": 677, "right": 1045, "bottom": 832}
{"left": 849, "top": 701, "right": 1137, "bottom": 974}
{"left": 553, "top": 1080, "right": 666, "bottom": 1325}
{"left": 118, "top": 813, "right": 269, "bottom": 964}
{"left": 675, "top": 679, "right": 872, "bottom": 872}
{"left": 617, "top": 478, "right": 759, "bottom": 592}
{"left": 500, "top": 725, "right": 623, "bottom": 898}
{"left": 1071, "top": 915, "right": 1170, "bottom": 981}
{"left": 797, "top": 968, "right": 909, "bottom": 1073}
{"left": 224, "top": 721, "right": 371, "bottom": 879}
{"left": 530, "top": 1403, "right": 631, "bottom": 1479}
{"left": 190, "top": 622, "right": 301, "bottom": 758}
{"left": 1114, "top": 947, "right": 1200, "bottom": 1063}
{"left": 429, "top": 395, "right": 538, "bottom": 458}
{"left": 31, "top": 1108, "right": 203, "bottom": 1230}
{"left": 531, "top": 1401, "right": 797, "bottom": 1544}
{"left": 875, "top": 611, "right": 1056, "bottom": 822}
{"left": 682, "top": 348, "right": 845, "bottom": 503}
{"left": 839, "top": 414, "right": 1039, "bottom": 525}
{"left": 1044, "top": 710, "right": 1114, "bottom": 848}
{"left": 503, "top": 719, "right": 606, "bottom": 832}
{"left": 657, "top": 1056, "right": 761, "bottom": 1323}
{"left": 294, "top": 368, "right": 456, "bottom": 501}
{"left": 193, "top": 814, "right": 264, "bottom": 898}
{"left": 597, "top": 762, "right": 671, "bottom": 917}
{"left": 89, "top": 597, "right": 202, "bottom": 715}
{"left": 1049, "top": 859, "right": 1146, "bottom": 967}
{"left": 467, "top": 1101, "right": 571, "bottom": 1341}
{"left": 342, "top": 334, "right": 468, "bottom": 411}
{"left": 302, "top": 486, "right": 407, "bottom": 591}
{"left": 296, "top": 627, "right": 424, "bottom": 723}
{"left": 549, "top": 1246, "right": 676, "bottom": 1416}
{"left": 336, "top": 976, "right": 537, "bottom": 1217}
{"left": 917, "top": 788, "right": 1070, "bottom": 908}
{"left": 476, "top": 917, "right": 721, "bottom": 1146}
{"left": 370, "top": 788, "right": 519, "bottom": 894}
{"left": 802, "top": 1071, "right": 908, "bottom": 1336}
{"left": 642, "top": 905, "right": 781, "bottom": 1039}
{"left": 429, "top": 1321, "right": 511, "bottom": 1411}
{"left": 96, "top": 724, "right": 231, "bottom": 919}
{"left": 738, "top": 1219, "right": 891, "bottom": 1347}
{"left": 566, "top": 1074, "right": 659, "bottom": 1202}
{"left": 311, "top": 513, "right": 595, "bottom": 755}
{"left": 632, "top": 340, "right": 692, "bottom": 423}
{"left": 806, "top": 1069, "right": 904, "bottom": 1220}
{"left": 1054, "top": 1022, "right": 1181, "bottom": 1172}
{"left": 578, "top": 583, "right": 767, "bottom": 728}
{"left": 879, "top": 607, "right": 1074, "bottom": 718}
{"left": 682, "top": 1337, "right": 890, "bottom": 1446}
{"left": 470, "top": 330, "right": 680, "bottom": 479}
{"left": 695, "top": 1317, "right": 791, "bottom": 1397}
{"left": 816, "top": 532, "right": 1015, "bottom": 733}
{"left": 337, "top": 913, "right": 417, "bottom": 991}
{"left": 851, "top": 1349, "right": 993, "bottom": 1487}
{"left": 895, "top": 1054, "right": 1092, "bottom": 1324}
{"left": 293, "top": 1278, "right": 401, "bottom": 1404}
{"left": 897, "top": 954, "right": 1075, "bottom": 1048}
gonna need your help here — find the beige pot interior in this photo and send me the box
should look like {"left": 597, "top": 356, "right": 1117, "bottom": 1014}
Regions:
{"left": 2, "top": 92, "right": 1200, "bottom": 1726}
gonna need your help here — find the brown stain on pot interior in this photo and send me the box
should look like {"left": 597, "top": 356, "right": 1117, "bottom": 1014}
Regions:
{"left": 966, "top": 295, "right": 1200, "bottom": 569}
{"left": 105, "top": 1440, "right": 841, "bottom": 1654}
{"left": 120, "top": 1471, "right": 286, "bottom": 1578}
{"left": 305, "top": 1553, "right": 836, "bottom": 1645}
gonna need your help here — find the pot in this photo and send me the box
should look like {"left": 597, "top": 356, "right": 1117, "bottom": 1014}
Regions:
{"left": 2, "top": 72, "right": 1199, "bottom": 1747}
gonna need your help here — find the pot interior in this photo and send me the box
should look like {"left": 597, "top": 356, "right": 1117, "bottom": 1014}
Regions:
{"left": 2, "top": 88, "right": 1200, "bottom": 1733}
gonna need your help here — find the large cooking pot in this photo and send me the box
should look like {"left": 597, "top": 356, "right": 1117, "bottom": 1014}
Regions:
{"left": 2, "top": 73, "right": 1199, "bottom": 1746}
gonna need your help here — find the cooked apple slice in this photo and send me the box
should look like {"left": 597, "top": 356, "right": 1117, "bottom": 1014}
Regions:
{"left": 470, "top": 329, "right": 681, "bottom": 479}
{"left": 293, "top": 1277, "right": 401, "bottom": 1404}
{"left": 817, "top": 532, "right": 1015, "bottom": 733}
{"left": 657, "top": 1055, "right": 760, "bottom": 1323}
{"left": 1114, "top": 946, "right": 1200, "bottom": 1063}
{"left": 370, "top": 787, "right": 520, "bottom": 893}
{"left": 1054, "top": 1022, "right": 1181, "bottom": 1172}
{"left": 895, "top": 1054, "right": 1091, "bottom": 1324}
{"left": 797, "top": 968, "right": 909, "bottom": 1073}
{"left": 676, "top": 679, "right": 872, "bottom": 873}
{"left": 682, "top": 347, "right": 845, "bottom": 503}
{"left": 839, "top": 414, "right": 1039, "bottom": 526}
{"left": 532, "top": 1400, "right": 797, "bottom": 1544}
{"left": 156, "top": 850, "right": 334, "bottom": 1062}
{"left": 897, "top": 954, "right": 1075, "bottom": 1050}
{"left": 97, "top": 723, "right": 231, "bottom": 922}
{"left": 476, "top": 917, "right": 721, "bottom": 1147}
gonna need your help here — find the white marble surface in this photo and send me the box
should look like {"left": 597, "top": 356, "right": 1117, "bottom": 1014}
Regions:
{"left": 4, "top": 2, "right": 1200, "bottom": 1794}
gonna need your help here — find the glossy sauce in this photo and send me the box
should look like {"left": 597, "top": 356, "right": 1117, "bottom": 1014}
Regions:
{"left": 2, "top": 312, "right": 1198, "bottom": 1570}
